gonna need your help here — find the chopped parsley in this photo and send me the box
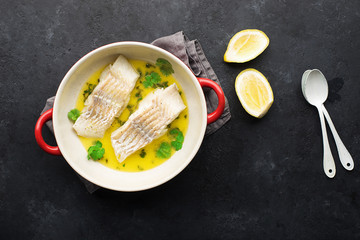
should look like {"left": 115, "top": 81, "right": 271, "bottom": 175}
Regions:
{"left": 137, "top": 69, "right": 142, "bottom": 77}
{"left": 146, "top": 63, "right": 155, "bottom": 68}
{"left": 140, "top": 149, "right": 146, "bottom": 158}
{"left": 170, "top": 128, "right": 184, "bottom": 151}
{"left": 82, "top": 82, "right": 97, "bottom": 101}
{"left": 143, "top": 72, "right": 161, "bottom": 88}
{"left": 156, "top": 58, "right": 174, "bottom": 76}
{"left": 156, "top": 81, "right": 168, "bottom": 88}
{"left": 116, "top": 118, "right": 125, "bottom": 126}
{"left": 127, "top": 104, "right": 134, "bottom": 114}
{"left": 87, "top": 141, "right": 105, "bottom": 161}
{"left": 67, "top": 109, "right": 80, "bottom": 122}
{"left": 156, "top": 142, "right": 172, "bottom": 159}
{"left": 135, "top": 91, "right": 143, "bottom": 101}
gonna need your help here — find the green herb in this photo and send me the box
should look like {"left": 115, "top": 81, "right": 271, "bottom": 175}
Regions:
{"left": 170, "top": 128, "right": 184, "bottom": 151}
{"left": 184, "top": 114, "right": 187, "bottom": 119}
{"left": 135, "top": 91, "right": 143, "bottom": 101}
{"left": 156, "top": 58, "right": 174, "bottom": 76}
{"left": 156, "top": 142, "right": 172, "bottom": 159}
{"left": 127, "top": 104, "right": 134, "bottom": 114}
{"left": 156, "top": 81, "right": 168, "bottom": 88}
{"left": 179, "top": 91, "right": 182, "bottom": 95}
{"left": 87, "top": 141, "right": 105, "bottom": 161}
{"left": 138, "top": 165, "right": 144, "bottom": 171}
{"left": 170, "top": 128, "right": 183, "bottom": 137}
{"left": 140, "top": 149, "right": 146, "bottom": 158}
{"left": 82, "top": 83, "right": 97, "bottom": 101}
{"left": 67, "top": 109, "right": 80, "bottom": 122}
{"left": 123, "top": 163, "right": 125, "bottom": 167}
{"left": 137, "top": 69, "right": 142, "bottom": 77}
{"left": 116, "top": 118, "right": 125, "bottom": 126}
{"left": 171, "top": 141, "right": 182, "bottom": 151}
{"left": 146, "top": 63, "right": 155, "bottom": 68}
{"left": 143, "top": 72, "right": 161, "bottom": 88}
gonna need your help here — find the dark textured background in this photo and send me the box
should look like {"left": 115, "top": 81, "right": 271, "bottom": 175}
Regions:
{"left": 1, "top": 0, "right": 360, "bottom": 239}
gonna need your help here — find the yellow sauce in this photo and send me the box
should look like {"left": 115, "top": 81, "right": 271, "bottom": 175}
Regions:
{"left": 75, "top": 59, "right": 189, "bottom": 172}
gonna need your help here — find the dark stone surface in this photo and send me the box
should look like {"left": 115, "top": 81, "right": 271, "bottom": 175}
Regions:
{"left": 1, "top": 0, "right": 360, "bottom": 239}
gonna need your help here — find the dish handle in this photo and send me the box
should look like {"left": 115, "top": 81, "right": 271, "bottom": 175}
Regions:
{"left": 197, "top": 78, "right": 225, "bottom": 124}
{"left": 35, "top": 108, "right": 62, "bottom": 155}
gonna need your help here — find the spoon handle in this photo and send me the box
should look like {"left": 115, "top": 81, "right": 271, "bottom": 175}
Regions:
{"left": 317, "top": 107, "right": 336, "bottom": 178}
{"left": 321, "top": 105, "right": 354, "bottom": 171}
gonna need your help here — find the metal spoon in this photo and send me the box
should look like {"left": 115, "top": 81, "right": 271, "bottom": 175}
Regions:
{"left": 302, "top": 69, "right": 354, "bottom": 177}
{"left": 302, "top": 69, "right": 336, "bottom": 178}
{"left": 302, "top": 70, "right": 354, "bottom": 171}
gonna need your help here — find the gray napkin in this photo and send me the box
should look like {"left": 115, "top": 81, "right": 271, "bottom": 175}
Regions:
{"left": 41, "top": 32, "right": 231, "bottom": 193}
{"left": 152, "top": 31, "right": 231, "bottom": 135}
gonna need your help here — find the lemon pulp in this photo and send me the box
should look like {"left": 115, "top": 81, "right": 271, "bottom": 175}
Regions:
{"left": 235, "top": 68, "right": 273, "bottom": 118}
{"left": 224, "top": 29, "right": 269, "bottom": 63}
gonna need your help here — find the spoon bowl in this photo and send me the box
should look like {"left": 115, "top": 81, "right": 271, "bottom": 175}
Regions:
{"left": 303, "top": 69, "right": 329, "bottom": 106}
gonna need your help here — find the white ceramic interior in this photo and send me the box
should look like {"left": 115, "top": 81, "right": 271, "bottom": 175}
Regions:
{"left": 52, "top": 42, "right": 207, "bottom": 191}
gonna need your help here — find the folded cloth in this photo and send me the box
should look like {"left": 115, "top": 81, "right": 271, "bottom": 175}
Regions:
{"left": 41, "top": 31, "right": 231, "bottom": 193}
{"left": 152, "top": 31, "right": 231, "bottom": 135}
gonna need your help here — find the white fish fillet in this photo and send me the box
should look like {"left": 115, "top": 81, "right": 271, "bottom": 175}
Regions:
{"left": 73, "top": 55, "right": 139, "bottom": 138}
{"left": 111, "top": 83, "right": 186, "bottom": 163}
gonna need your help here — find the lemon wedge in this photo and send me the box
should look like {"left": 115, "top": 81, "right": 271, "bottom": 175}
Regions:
{"left": 235, "top": 69, "right": 273, "bottom": 118}
{"left": 224, "top": 29, "right": 269, "bottom": 63}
